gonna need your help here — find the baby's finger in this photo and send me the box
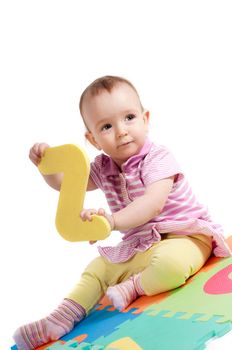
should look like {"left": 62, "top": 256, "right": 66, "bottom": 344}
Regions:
{"left": 86, "top": 209, "right": 97, "bottom": 221}
{"left": 80, "top": 210, "right": 87, "bottom": 221}
{"left": 89, "top": 240, "right": 97, "bottom": 245}
{"left": 30, "top": 143, "right": 38, "bottom": 153}
{"left": 97, "top": 208, "right": 105, "bottom": 216}
{"left": 29, "top": 147, "right": 41, "bottom": 166}
{"left": 38, "top": 143, "right": 50, "bottom": 157}
{"left": 80, "top": 209, "right": 97, "bottom": 221}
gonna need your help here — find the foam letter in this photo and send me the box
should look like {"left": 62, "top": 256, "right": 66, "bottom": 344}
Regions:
{"left": 39, "top": 144, "right": 111, "bottom": 242}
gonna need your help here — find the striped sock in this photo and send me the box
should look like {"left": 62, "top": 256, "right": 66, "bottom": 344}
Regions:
{"left": 106, "top": 273, "right": 145, "bottom": 311}
{"left": 13, "top": 299, "right": 86, "bottom": 350}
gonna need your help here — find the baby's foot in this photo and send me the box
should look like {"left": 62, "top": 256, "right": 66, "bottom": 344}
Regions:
{"left": 13, "top": 299, "right": 86, "bottom": 350}
{"left": 13, "top": 318, "right": 66, "bottom": 350}
{"left": 106, "top": 278, "right": 138, "bottom": 311}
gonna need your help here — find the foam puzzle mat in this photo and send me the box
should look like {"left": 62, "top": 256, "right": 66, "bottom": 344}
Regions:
{"left": 11, "top": 237, "right": 232, "bottom": 350}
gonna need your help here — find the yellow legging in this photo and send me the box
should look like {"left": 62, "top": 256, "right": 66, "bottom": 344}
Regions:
{"left": 67, "top": 233, "right": 212, "bottom": 314}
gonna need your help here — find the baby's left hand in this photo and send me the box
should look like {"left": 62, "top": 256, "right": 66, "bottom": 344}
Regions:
{"left": 80, "top": 208, "right": 115, "bottom": 244}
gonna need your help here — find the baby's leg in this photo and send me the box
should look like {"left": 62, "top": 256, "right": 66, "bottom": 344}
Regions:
{"left": 140, "top": 234, "right": 212, "bottom": 296}
{"left": 106, "top": 274, "right": 145, "bottom": 311}
{"left": 13, "top": 256, "right": 108, "bottom": 350}
{"left": 107, "top": 234, "right": 212, "bottom": 310}
{"left": 106, "top": 247, "right": 157, "bottom": 311}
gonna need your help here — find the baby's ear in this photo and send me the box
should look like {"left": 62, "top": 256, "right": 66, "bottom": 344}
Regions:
{"left": 85, "top": 131, "right": 102, "bottom": 150}
{"left": 143, "top": 110, "right": 150, "bottom": 124}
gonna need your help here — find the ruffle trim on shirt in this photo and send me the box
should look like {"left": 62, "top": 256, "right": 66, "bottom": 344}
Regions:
{"left": 98, "top": 239, "right": 155, "bottom": 263}
{"left": 98, "top": 219, "right": 232, "bottom": 263}
{"left": 155, "top": 219, "right": 232, "bottom": 258}
{"left": 97, "top": 228, "right": 160, "bottom": 263}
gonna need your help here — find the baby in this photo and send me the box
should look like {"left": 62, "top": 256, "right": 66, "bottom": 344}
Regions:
{"left": 13, "top": 75, "right": 231, "bottom": 350}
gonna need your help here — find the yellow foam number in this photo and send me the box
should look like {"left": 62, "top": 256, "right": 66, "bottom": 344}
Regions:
{"left": 106, "top": 337, "right": 142, "bottom": 350}
{"left": 38, "top": 144, "right": 111, "bottom": 242}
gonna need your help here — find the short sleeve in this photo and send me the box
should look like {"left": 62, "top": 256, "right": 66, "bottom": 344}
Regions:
{"left": 141, "top": 144, "right": 183, "bottom": 186}
{"left": 89, "top": 155, "right": 105, "bottom": 190}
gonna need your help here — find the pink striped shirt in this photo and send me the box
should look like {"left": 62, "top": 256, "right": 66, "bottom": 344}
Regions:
{"left": 90, "top": 138, "right": 231, "bottom": 263}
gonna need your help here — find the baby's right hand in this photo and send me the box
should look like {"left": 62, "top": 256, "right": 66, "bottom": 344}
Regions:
{"left": 29, "top": 143, "right": 50, "bottom": 166}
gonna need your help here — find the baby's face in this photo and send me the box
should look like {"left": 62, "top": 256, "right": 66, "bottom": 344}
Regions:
{"left": 82, "top": 83, "right": 149, "bottom": 167}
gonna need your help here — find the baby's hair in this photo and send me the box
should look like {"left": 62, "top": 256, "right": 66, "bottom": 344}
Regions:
{"left": 79, "top": 75, "right": 143, "bottom": 129}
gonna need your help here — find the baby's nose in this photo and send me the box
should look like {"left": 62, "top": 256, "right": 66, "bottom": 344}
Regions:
{"left": 116, "top": 124, "right": 128, "bottom": 138}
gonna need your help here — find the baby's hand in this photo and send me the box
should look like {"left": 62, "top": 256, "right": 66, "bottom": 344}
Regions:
{"left": 80, "top": 208, "right": 98, "bottom": 222}
{"left": 80, "top": 208, "right": 99, "bottom": 245}
{"left": 97, "top": 208, "right": 115, "bottom": 230}
{"left": 80, "top": 208, "right": 115, "bottom": 245}
{"left": 29, "top": 143, "right": 50, "bottom": 166}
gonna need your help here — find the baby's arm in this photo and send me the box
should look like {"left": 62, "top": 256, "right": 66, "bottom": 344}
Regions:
{"left": 81, "top": 176, "right": 175, "bottom": 232}
{"left": 29, "top": 143, "right": 97, "bottom": 191}
{"left": 112, "top": 176, "right": 174, "bottom": 231}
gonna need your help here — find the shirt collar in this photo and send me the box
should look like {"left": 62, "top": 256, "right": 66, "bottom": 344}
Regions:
{"left": 101, "top": 138, "right": 153, "bottom": 176}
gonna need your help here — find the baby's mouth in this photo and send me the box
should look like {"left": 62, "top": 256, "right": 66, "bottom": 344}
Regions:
{"left": 118, "top": 141, "right": 133, "bottom": 148}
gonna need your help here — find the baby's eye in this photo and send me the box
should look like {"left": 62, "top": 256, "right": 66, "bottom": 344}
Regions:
{"left": 101, "top": 123, "right": 112, "bottom": 131}
{"left": 125, "top": 114, "right": 136, "bottom": 121}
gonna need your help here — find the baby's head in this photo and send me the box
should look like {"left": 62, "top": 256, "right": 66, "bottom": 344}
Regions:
{"left": 79, "top": 75, "right": 149, "bottom": 166}
{"left": 79, "top": 76, "right": 143, "bottom": 127}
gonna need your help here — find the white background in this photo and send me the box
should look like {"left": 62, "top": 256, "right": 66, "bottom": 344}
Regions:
{"left": 0, "top": 1, "right": 232, "bottom": 349}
